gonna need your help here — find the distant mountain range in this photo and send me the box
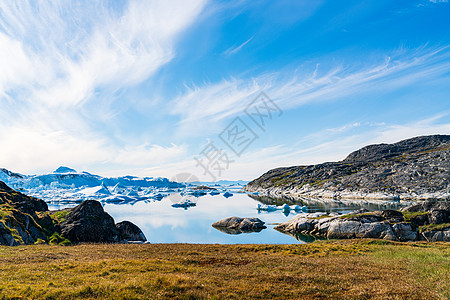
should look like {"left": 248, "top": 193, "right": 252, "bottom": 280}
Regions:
{"left": 245, "top": 135, "right": 450, "bottom": 201}
{"left": 0, "top": 167, "right": 182, "bottom": 203}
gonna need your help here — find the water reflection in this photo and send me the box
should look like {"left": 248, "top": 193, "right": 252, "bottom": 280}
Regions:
{"left": 274, "top": 227, "right": 324, "bottom": 243}
{"left": 212, "top": 226, "right": 265, "bottom": 235}
{"left": 249, "top": 194, "right": 409, "bottom": 214}
{"left": 47, "top": 192, "right": 411, "bottom": 244}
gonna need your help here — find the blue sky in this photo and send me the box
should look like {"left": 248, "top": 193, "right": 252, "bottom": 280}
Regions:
{"left": 0, "top": 0, "right": 449, "bottom": 181}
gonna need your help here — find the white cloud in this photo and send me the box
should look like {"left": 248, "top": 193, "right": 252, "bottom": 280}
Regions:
{"left": 0, "top": 0, "right": 207, "bottom": 174}
{"left": 115, "top": 143, "right": 187, "bottom": 166}
{"left": 210, "top": 114, "right": 450, "bottom": 180}
{"left": 0, "top": 0, "right": 207, "bottom": 107}
{"left": 0, "top": 125, "right": 111, "bottom": 173}
{"left": 170, "top": 77, "right": 268, "bottom": 136}
{"left": 170, "top": 46, "right": 450, "bottom": 135}
{"left": 223, "top": 35, "right": 254, "bottom": 56}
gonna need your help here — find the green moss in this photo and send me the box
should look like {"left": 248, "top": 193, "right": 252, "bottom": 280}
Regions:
{"left": 0, "top": 208, "right": 12, "bottom": 218}
{"left": 50, "top": 210, "right": 70, "bottom": 224}
{"left": 48, "top": 232, "right": 71, "bottom": 246}
{"left": 310, "top": 179, "right": 328, "bottom": 187}
{"left": 339, "top": 212, "right": 377, "bottom": 219}
{"left": 270, "top": 171, "right": 295, "bottom": 187}
{"left": 419, "top": 223, "right": 450, "bottom": 233}
{"left": 402, "top": 211, "right": 428, "bottom": 222}
{"left": 310, "top": 215, "right": 332, "bottom": 220}
{"left": 34, "top": 238, "right": 46, "bottom": 245}
{"left": 0, "top": 220, "right": 24, "bottom": 244}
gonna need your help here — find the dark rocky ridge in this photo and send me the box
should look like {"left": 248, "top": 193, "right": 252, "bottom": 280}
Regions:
{"left": 0, "top": 181, "right": 146, "bottom": 246}
{"left": 245, "top": 135, "right": 450, "bottom": 200}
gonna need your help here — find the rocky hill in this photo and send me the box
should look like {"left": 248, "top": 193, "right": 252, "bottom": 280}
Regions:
{"left": 0, "top": 180, "right": 146, "bottom": 246}
{"left": 245, "top": 135, "right": 450, "bottom": 200}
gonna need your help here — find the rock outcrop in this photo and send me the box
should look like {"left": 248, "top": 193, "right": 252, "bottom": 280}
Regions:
{"left": 245, "top": 135, "right": 450, "bottom": 200}
{"left": 61, "top": 200, "right": 115, "bottom": 243}
{"left": 274, "top": 201, "right": 450, "bottom": 242}
{"left": 0, "top": 181, "right": 146, "bottom": 245}
{"left": 212, "top": 217, "right": 266, "bottom": 234}
{"left": 0, "top": 181, "right": 49, "bottom": 246}
{"left": 56, "top": 200, "right": 146, "bottom": 244}
{"left": 116, "top": 221, "right": 147, "bottom": 242}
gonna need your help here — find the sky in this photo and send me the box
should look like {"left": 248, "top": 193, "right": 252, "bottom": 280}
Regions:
{"left": 0, "top": 0, "right": 450, "bottom": 181}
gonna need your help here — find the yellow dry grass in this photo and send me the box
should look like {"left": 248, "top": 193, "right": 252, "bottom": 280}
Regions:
{"left": 0, "top": 240, "right": 448, "bottom": 299}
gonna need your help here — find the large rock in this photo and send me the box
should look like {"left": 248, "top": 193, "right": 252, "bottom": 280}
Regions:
{"left": 326, "top": 219, "right": 397, "bottom": 240}
{"left": 429, "top": 210, "right": 449, "bottom": 225}
{"left": 0, "top": 181, "right": 49, "bottom": 245}
{"left": 0, "top": 181, "right": 146, "bottom": 246}
{"left": 212, "top": 217, "right": 266, "bottom": 234}
{"left": 392, "top": 223, "right": 417, "bottom": 241}
{"left": 60, "top": 200, "right": 121, "bottom": 243}
{"left": 275, "top": 201, "right": 450, "bottom": 242}
{"left": 381, "top": 210, "right": 404, "bottom": 223}
{"left": 116, "top": 221, "right": 146, "bottom": 242}
{"left": 422, "top": 229, "right": 450, "bottom": 242}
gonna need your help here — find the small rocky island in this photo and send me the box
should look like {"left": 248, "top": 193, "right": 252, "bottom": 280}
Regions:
{"left": 245, "top": 135, "right": 450, "bottom": 200}
{"left": 0, "top": 180, "right": 146, "bottom": 246}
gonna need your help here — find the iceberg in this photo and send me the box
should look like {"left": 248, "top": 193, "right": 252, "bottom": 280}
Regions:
{"left": 223, "top": 191, "right": 233, "bottom": 198}
{"left": 171, "top": 199, "right": 197, "bottom": 209}
{"left": 0, "top": 166, "right": 183, "bottom": 204}
{"left": 257, "top": 204, "right": 307, "bottom": 213}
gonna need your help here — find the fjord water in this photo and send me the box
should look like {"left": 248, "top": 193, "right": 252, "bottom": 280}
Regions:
{"left": 48, "top": 191, "right": 407, "bottom": 244}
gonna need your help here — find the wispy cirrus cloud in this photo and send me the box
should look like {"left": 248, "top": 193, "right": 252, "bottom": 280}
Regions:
{"left": 170, "top": 46, "right": 450, "bottom": 135}
{"left": 214, "top": 114, "right": 450, "bottom": 180}
{"left": 0, "top": 0, "right": 207, "bottom": 173}
{"left": 223, "top": 35, "right": 254, "bottom": 56}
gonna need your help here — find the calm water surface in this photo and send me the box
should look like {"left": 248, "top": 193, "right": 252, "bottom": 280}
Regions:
{"left": 48, "top": 191, "right": 408, "bottom": 244}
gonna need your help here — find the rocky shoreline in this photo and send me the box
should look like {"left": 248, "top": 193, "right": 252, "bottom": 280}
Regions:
{"left": 248, "top": 185, "right": 450, "bottom": 201}
{"left": 274, "top": 200, "right": 450, "bottom": 242}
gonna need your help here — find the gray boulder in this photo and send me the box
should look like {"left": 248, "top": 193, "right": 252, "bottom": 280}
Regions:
{"left": 392, "top": 222, "right": 417, "bottom": 241}
{"left": 409, "top": 213, "right": 429, "bottom": 227}
{"left": 116, "top": 221, "right": 147, "bottom": 242}
{"left": 212, "top": 217, "right": 266, "bottom": 234}
{"left": 381, "top": 210, "right": 404, "bottom": 223}
{"left": 60, "top": 200, "right": 121, "bottom": 243}
{"left": 429, "top": 210, "right": 449, "bottom": 225}
{"left": 422, "top": 229, "right": 450, "bottom": 242}
{"left": 326, "top": 220, "right": 360, "bottom": 239}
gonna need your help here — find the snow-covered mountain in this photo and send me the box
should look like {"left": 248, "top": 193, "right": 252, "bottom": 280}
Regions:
{"left": 0, "top": 167, "right": 183, "bottom": 204}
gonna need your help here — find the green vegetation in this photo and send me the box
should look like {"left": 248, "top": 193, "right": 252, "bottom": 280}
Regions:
{"left": 419, "top": 223, "right": 450, "bottom": 233}
{"left": 271, "top": 171, "right": 296, "bottom": 187}
{"left": 49, "top": 210, "right": 70, "bottom": 224}
{"left": 339, "top": 212, "right": 377, "bottom": 219}
{"left": 48, "top": 232, "right": 71, "bottom": 246}
{"left": 417, "top": 144, "right": 450, "bottom": 155}
{"left": 402, "top": 210, "right": 429, "bottom": 222}
{"left": 0, "top": 240, "right": 447, "bottom": 299}
{"left": 309, "top": 179, "right": 328, "bottom": 187}
{"left": 310, "top": 214, "right": 332, "bottom": 220}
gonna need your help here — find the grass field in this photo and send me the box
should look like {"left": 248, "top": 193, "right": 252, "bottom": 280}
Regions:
{"left": 0, "top": 240, "right": 448, "bottom": 299}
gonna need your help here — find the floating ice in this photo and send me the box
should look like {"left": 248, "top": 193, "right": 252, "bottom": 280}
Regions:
{"left": 0, "top": 166, "right": 183, "bottom": 204}
{"left": 171, "top": 199, "right": 197, "bottom": 209}
{"left": 223, "top": 191, "right": 233, "bottom": 198}
{"left": 257, "top": 204, "right": 307, "bottom": 213}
